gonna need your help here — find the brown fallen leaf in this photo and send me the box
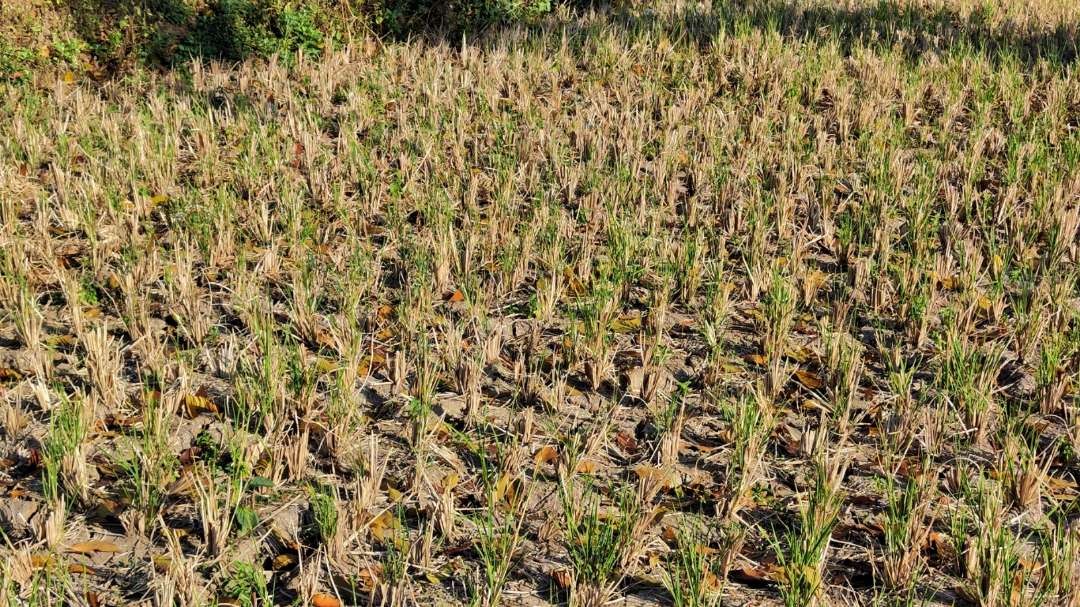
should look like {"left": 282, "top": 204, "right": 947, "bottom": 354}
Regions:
{"left": 794, "top": 369, "right": 823, "bottom": 390}
{"left": 575, "top": 459, "right": 600, "bottom": 474}
{"left": 633, "top": 465, "right": 680, "bottom": 489}
{"left": 312, "top": 593, "right": 342, "bottom": 607}
{"left": 926, "top": 531, "right": 952, "bottom": 557}
{"left": 67, "top": 540, "right": 122, "bottom": 554}
{"left": 744, "top": 353, "right": 767, "bottom": 366}
{"left": 615, "top": 431, "right": 639, "bottom": 455}
{"left": 68, "top": 563, "right": 95, "bottom": 575}
{"left": 357, "top": 351, "right": 387, "bottom": 377}
{"left": 730, "top": 564, "right": 780, "bottom": 586}
{"left": 315, "top": 330, "right": 337, "bottom": 351}
{"left": 492, "top": 473, "right": 523, "bottom": 507}
{"left": 1047, "top": 475, "right": 1078, "bottom": 500}
{"left": 355, "top": 564, "right": 382, "bottom": 592}
{"left": 533, "top": 445, "right": 558, "bottom": 466}
{"left": 551, "top": 569, "right": 573, "bottom": 590}
{"left": 785, "top": 345, "right": 815, "bottom": 363}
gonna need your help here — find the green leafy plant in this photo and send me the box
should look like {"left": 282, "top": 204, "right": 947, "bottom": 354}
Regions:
{"left": 222, "top": 561, "right": 271, "bottom": 607}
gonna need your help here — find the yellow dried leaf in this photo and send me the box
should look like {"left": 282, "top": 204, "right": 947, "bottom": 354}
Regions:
{"left": 314, "top": 357, "right": 337, "bottom": 375}
{"left": 785, "top": 345, "right": 814, "bottom": 363}
{"left": 46, "top": 334, "right": 78, "bottom": 349}
{"left": 356, "top": 351, "right": 386, "bottom": 377}
{"left": 386, "top": 485, "right": 404, "bottom": 502}
{"left": 182, "top": 394, "right": 218, "bottom": 417}
{"left": 370, "top": 510, "right": 405, "bottom": 550}
{"left": 1047, "top": 476, "right": 1078, "bottom": 499}
{"left": 610, "top": 314, "right": 643, "bottom": 334}
{"left": 67, "top": 540, "right": 121, "bottom": 554}
{"left": 271, "top": 553, "right": 297, "bottom": 570}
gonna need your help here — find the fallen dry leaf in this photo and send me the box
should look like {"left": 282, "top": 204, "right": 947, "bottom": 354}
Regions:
{"left": 67, "top": 540, "right": 122, "bottom": 554}
{"left": 68, "top": 563, "right": 96, "bottom": 575}
{"left": 615, "top": 431, "right": 639, "bottom": 455}
{"left": 633, "top": 465, "right": 680, "bottom": 489}
{"left": 551, "top": 569, "right": 572, "bottom": 590}
{"left": 575, "top": 459, "right": 600, "bottom": 474}
{"left": 182, "top": 393, "right": 218, "bottom": 417}
{"left": 370, "top": 510, "right": 407, "bottom": 550}
{"left": 533, "top": 445, "right": 558, "bottom": 466}
{"left": 272, "top": 553, "right": 297, "bottom": 570}
{"left": 610, "top": 314, "right": 643, "bottom": 333}
{"left": 355, "top": 564, "right": 382, "bottom": 591}
{"left": 794, "top": 369, "right": 823, "bottom": 390}
{"left": 744, "top": 353, "right": 767, "bottom": 366}
{"left": 312, "top": 593, "right": 342, "bottom": 607}
{"left": 730, "top": 564, "right": 780, "bottom": 586}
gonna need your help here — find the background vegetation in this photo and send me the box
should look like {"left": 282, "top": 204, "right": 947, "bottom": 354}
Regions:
{"left": 2, "top": 0, "right": 557, "bottom": 80}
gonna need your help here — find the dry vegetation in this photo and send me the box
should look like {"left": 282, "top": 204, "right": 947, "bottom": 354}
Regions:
{"left": 2, "top": 0, "right": 1080, "bottom": 605}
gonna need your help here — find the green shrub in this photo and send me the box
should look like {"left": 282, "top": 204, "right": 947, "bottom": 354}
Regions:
{"left": 14, "top": 0, "right": 555, "bottom": 77}
{"left": 363, "top": 0, "right": 553, "bottom": 36}
{"left": 0, "top": 40, "right": 37, "bottom": 83}
{"left": 180, "top": 0, "right": 325, "bottom": 61}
